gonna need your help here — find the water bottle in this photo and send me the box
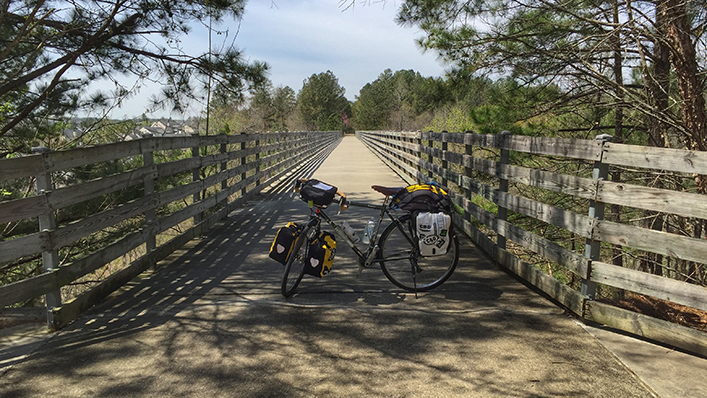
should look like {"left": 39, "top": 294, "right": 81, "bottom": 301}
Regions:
{"left": 340, "top": 221, "right": 360, "bottom": 243}
{"left": 362, "top": 218, "right": 375, "bottom": 244}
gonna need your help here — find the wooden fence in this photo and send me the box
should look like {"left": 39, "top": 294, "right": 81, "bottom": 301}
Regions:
{"left": 0, "top": 131, "right": 341, "bottom": 328}
{"left": 357, "top": 130, "right": 707, "bottom": 357}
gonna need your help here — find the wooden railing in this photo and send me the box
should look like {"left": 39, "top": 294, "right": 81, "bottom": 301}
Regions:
{"left": 0, "top": 131, "right": 341, "bottom": 328}
{"left": 357, "top": 130, "right": 707, "bottom": 356}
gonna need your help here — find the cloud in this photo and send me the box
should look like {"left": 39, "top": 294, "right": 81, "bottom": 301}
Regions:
{"left": 113, "top": 0, "right": 445, "bottom": 117}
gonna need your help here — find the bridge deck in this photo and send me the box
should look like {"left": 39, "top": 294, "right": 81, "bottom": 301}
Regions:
{"left": 0, "top": 136, "right": 680, "bottom": 396}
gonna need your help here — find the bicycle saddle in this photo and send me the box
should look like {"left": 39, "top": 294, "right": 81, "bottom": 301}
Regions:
{"left": 371, "top": 185, "right": 404, "bottom": 197}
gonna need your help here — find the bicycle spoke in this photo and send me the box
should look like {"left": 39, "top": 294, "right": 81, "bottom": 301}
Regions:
{"left": 379, "top": 215, "right": 459, "bottom": 291}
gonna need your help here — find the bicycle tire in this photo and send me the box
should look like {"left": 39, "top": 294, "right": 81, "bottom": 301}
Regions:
{"left": 379, "top": 214, "right": 459, "bottom": 291}
{"left": 281, "top": 225, "right": 312, "bottom": 297}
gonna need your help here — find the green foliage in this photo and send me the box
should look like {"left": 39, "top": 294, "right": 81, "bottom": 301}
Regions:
{"left": 297, "top": 71, "right": 351, "bottom": 131}
{"left": 0, "top": 0, "right": 267, "bottom": 148}
{"left": 425, "top": 106, "right": 475, "bottom": 133}
{"left": 353, "top": 69, "right": 446, "bottom": 131}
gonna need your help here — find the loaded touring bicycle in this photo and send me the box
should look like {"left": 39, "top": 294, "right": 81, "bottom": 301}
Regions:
{"left": 270, "top": 178, "right": 461, "bottom": 297}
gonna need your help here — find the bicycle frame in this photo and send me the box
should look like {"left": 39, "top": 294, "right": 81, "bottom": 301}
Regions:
{"left": 305, "top": 197, "right": 419, "bottom": 269}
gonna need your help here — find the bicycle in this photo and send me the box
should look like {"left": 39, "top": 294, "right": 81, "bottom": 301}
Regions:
{"left": 281, "top": 180, "right": 460, "bottom": 297}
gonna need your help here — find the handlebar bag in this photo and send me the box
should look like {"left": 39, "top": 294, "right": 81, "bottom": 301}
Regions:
{"left": 300, "top": 179, "right": 338, "bottom": 208}
{"left": 304, "top": 231, "right": 336, "bottom": 277}
{"left": 269, "top": 222, "right": 301, "bottom": 265}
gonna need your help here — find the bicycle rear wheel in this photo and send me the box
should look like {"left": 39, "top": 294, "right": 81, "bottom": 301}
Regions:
{"left": 281, "top": 225, "right": 312, "bottom": 297}
{"left": 379, "top": 215, "right": 459, "bottom": 291}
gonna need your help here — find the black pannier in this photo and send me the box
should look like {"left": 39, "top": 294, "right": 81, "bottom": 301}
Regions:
{"left": 304, "top": 232, "right": 336, "bottom": 277}
{"left": 392, "top": 183, "right": 452, "bottom": 213}
{"left": 269, "top": 222, "right": 300, "bottom": 265}
{"left": 298, "top": 179, "right": 338, "bottom": 208}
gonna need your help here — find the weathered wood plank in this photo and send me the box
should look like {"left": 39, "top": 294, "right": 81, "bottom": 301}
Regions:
{"left": 453, "top": 192, "right": 589, "bottom": 277}
{"left": 0, "top": 233, "right": 44, "bottom": 264}
{"left": 462, "top": 155, "right": 497, "bottom": 177}
{"left": 596, "top": 180, "right": 707, "bottom": 219}
{"left": 0, "top": 228, "right": 149, "bottom": 307}
{"left": 507, "top": 136, "right": 602, "bottom": 161}
{"left": 495, "top": 191, "right": 593, "bottom": 237}
{"left": 52, "top": 195, "right": 155, "bottom": 249}
{"left": 463, "top": 133, "right": 503, "bottom": 148}
{"left": 48, "top": 165, "right": 157, "bottom": 212}
{"left": 591, "top": 261, "right": 707, "bottom": 312}
{"left": 0, "top": 195, "right": 47, "bottom": 224}
{"left": 503, "top": 165, "right": 597, "bottom": 200}
{"left": 498, "top": 219, "right": 590, "bottom": 278}
{"left": 56, "top": 228, "right": 154, "bottom": 287}
{"left": 585, "top": 301, "right": 707, "bottom": 357}
{"left": 44, "top": 140, "right": 145, "bottom": 172}
{"left": 0, "top": 155, "right": 44, "bottom": 181}
{"left": 602, "top": 142, "right": 707, "bottom": 174}
{"left": 0, "top": 270, "right": 59, "bottom": 307}
{"left": 152, "top": 136, "right": 200, "bottom": 151}
{"left": 157, "top": 157, "right": 201, "bottom": 178}
{"left": 452, "top": 213, "right": 497, "bottom": 255}
{"left": 593, "top": 219, "right": 707, "bottom": 265}
{"left": 496, "top": 249, "right": 586, "bottom": 315}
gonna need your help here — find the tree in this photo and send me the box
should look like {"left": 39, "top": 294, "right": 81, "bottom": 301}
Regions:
{"left": 354, "top": 69, "right": 394, "bottom": 130}
{"left": 397, "top": 0, "right": 707, "bottom": 154}
{"left": 271, "top": 86, "right": 297, "bottom": 131}
{"left": 0, "top": 0, "right": 267, "bottom": 153}
{"left": 297, "top": 71, "right": 350, "bottom": 131}
{"left": 353, "top": 69, "right": 449, "bottom": 131}
{"left": 249, "top": 82, "right": 276, "bottom": 131}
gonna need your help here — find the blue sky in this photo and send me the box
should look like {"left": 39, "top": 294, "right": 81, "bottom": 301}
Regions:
{"left": 111, "top": 0, "right": 447, "bottom": 119}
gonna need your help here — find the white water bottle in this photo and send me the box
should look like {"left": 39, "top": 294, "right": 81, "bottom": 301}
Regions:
{"left": 362, "top": 218, "right": 375, "bottom": 244}
{"left": 340, "top": 221, "right": 360, "bottom": 243}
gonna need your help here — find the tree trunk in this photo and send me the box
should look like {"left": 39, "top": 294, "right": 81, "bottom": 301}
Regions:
{"left": 665, "top": 0, "right": 707, "bottom": 192}
{"left": 610, "top": 0, "right": 624, "bottom": 273}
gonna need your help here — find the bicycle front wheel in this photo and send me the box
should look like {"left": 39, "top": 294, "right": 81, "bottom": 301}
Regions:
{"left": 281, "top": 225, "right": 312, "bottom": 297}
{"left": 379, "top": 215, "right": 459, "bottom": 291}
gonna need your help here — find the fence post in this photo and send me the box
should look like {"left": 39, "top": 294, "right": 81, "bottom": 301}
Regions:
{"left": 220, "top": 134, "right": 228, "bottom": 217}
{"left": 496, "top": 131, "right": 511, "bottom": 250}
{"left": 582, "top": 133, "right": 613, "bottom": 299}
{"left": 191, "top": 133, "right": 202, "bottom": 225}
{"left": 463, "top": 131, "right": 474, "bottom": 218}
{"left": 416, "top": 131, "right": 423, "bottom": 179}
{"left": 441, "top": 131, "right": 449, "bottom": 189}
{"left": 32, "top": 146, "right": 61, "bottom": 327}
{"left": 255, "top": 135, "right": 261, "bottom": 187}
{"left": 425, "top": 131, "right": 434, "bottom": 181}
{"left": 240, "top": 133, "right": 247, "bottom": 198}
{"left": 141, "top": 134, "right": 157, "bottom": 262}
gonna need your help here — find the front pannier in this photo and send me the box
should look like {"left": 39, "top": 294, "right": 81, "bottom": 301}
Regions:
{"left": 269, "top": 222, "right": 300, "bottom": 265}
{"left": 304, "top": 232, "right": 336, "bottom": 277}
{"left": 299, "top": 179, "right": 338, "bottom": 208}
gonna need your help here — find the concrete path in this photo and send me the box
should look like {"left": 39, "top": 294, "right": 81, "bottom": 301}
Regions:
{"left": 0, "top": 136, "right": 704, "bottom": 397}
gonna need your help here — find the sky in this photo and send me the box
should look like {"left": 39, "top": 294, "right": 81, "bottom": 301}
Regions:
{"left": 111, "top": 0, "right": 448, "bottom": 119}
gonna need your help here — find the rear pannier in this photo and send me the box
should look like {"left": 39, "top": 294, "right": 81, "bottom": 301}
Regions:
{"left": 415, "top": 212, "right": 452, "bottom": 257}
